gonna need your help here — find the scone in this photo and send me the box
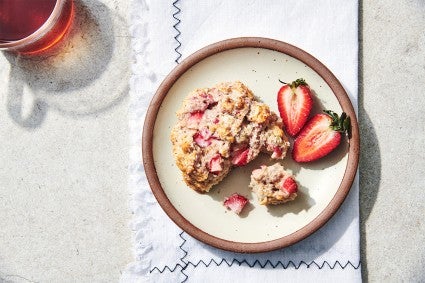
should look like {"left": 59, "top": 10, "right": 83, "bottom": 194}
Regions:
{"left": 250, "top": 163, "right": 298, "bottom": 205}
{"left": 170, "top": 81, "right": 290, "bottom": 192}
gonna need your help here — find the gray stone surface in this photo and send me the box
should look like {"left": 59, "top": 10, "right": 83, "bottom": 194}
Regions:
{"left": 0, "top": 0, "right": 132, "bottom": 282}
{"left": 360, "top": 0, "right": 425, "bottom": 282}
{"left": 1, "top": 0, "right": 424, "bottom": 282}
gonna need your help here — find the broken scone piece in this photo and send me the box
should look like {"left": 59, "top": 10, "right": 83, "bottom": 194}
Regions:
{"left": 250, "top": 163, "right": 298, "bottom": 205}
{"left": 170, "top": 81, "right": 290, "bottom": 192}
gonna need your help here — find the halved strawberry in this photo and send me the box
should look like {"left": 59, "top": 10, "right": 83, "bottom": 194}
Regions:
{"left": 208, "top": 154, "right": 223, "bottom": 174}
{"left": 292, "top": 110, "right": 351, "bottom": 162}
{"left": 223, "top": 193, "right": 249, "bottom": 214}
{"left": 282, "top": 177, "right": 298, "bottom": 194}
{"left": 277, "top": 78, "right": 313, "bottom": 137}
{"left": 231, "top": 147, "right": 249, "bottom": 166}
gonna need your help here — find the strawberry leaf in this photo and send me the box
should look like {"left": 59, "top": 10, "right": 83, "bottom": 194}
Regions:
{"left": 323, "top": 110, "right": 351, "bottom": 135}
{"left": 291, "top": 78, "right": 307, "bottom": 88}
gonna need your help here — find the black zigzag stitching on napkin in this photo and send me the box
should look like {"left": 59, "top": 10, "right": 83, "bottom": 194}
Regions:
{"left": 148, "top": 232, "right": 189, "bottom": 281}
{"left": 179, "top": 231, "right": 189, "bottom": 264}
{"left": 179, "top": 231, "right": 189, "bottom": 282}
{"left": 183, "top": 258, "right": 361, "bottom": 270}
{"left": 172, "top": 0, "right": 182, "bottom": 64}
{"left": 150, "top": 231, "right": 360, "bottom": 283}
{"left": 150, "top": 263, "right": 184, "bottom": 274}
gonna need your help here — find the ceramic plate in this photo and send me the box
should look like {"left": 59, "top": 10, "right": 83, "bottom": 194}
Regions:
{"left": 143, "top": 37, "right": 359, "bottom": 253}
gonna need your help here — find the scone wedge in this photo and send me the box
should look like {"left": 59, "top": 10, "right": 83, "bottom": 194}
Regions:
{"left": 171, "top": 81, "right": 290, "bottom": 192}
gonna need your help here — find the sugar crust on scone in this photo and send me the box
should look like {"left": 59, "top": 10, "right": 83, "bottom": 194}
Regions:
{"left": 170, "top": 81, "right": 290, "bottom": 192}
{"left": 250, "top": 163, "right": 298, "bottom": 205}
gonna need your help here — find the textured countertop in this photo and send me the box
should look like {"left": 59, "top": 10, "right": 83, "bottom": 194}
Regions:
{"left": 0, "top": 0, "right": 424, "bottom": 282}
{"left": 359, "top": 1, "right": 425, "bottom": 282}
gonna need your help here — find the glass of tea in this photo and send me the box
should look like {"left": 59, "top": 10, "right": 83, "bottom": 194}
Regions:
{"left": 0, "top": 0, "right": 74, "bottom": 54}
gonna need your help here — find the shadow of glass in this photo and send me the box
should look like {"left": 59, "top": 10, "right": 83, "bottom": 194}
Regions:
{"left": 3, "top": 0, "right": 130, "bottom": 129}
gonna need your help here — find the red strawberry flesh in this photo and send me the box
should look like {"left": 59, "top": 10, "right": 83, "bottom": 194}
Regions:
{"left": 208, "top": 154, "right": 223, "bottom": 174}
{"left": 271, "top": 146, "right": 283, "bottom": 159}
{"left": 292, "top": 112, "right": 346, "bottom": 162}
{"left": 277, "top": 79, "right": 313, "bottom": 137}
{"left": 223, "top": 193, "right": 249, "bottom": 214}
{"left": 188, "top": 111, "right": 204, "bottom": 126}
{"left": 199, "top": 128, "right": 212, "bottom": 139}
{"left": 231, "top": 148, "right": 249, "bottom": 166}
{"left": 193, "top": 132, "right": 212, "bottom": 147}
{"left": 282, "top": 177, "right": 298, "bottom": 194}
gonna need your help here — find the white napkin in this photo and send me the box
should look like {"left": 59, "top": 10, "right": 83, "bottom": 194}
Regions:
{"left": 123, "top": 0, "right": 360, "bottom": 282}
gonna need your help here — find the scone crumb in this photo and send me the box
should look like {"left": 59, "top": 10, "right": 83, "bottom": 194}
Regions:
{"left": 250, "top": 163, "right": 298, "bottom": 205}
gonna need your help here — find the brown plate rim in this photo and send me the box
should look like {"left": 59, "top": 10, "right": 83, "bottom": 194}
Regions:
{"left": 142, "top": 37, "right": 360, "bottom": 253}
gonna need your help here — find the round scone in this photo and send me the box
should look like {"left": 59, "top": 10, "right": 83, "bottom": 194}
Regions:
{"left": 170, "top": 81, "right": 290, "bottom": 192}
{"left": 250, "top": 163, "right": 298, "bottom": 205}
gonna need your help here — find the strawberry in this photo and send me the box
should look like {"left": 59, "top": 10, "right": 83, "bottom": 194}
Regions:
{"left": 282, "top": 177, "right": 298, "bottom": 194}
{"left": 231, "top": 147, "right": 249, "bottom": 166}
{"left": 193, "top": 128, "right": 213, "bottom": 147}
{"left": 193, "top": 132, "right": 212, "bottom": 147}
{"left": 271, "top": 146, "right": 283, "bottom": 159}
{"left": 188, "top": 111, "right": 204, "bottom": 126}
{"left": 277, "top": 78, "right": 313, "bottom": 137}
{"left": 223, "top": 193, "right": 249, "bottom": 214}
{"left": 208, "top": 154, "right": 223, "bottom": 174}
{"left": 292, "top": 110, "right": 351, "bottom": 162}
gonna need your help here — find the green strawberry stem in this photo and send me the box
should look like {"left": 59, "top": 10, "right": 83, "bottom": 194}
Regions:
{"left": 323, "top": 110, "right": 351, "bottom": 137}
{"left": 291, "top": 78, "right": 307, "bottom": 88}
{"left": 278, "top": 78, "right": 307, "bottom": 88}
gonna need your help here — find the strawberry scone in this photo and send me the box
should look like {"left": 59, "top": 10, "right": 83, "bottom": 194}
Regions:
{"left": 170, "top": 81, "right": 290, "bottom": 192}
{"left": 250, "top": 163, "right": 298, "bottom": 205}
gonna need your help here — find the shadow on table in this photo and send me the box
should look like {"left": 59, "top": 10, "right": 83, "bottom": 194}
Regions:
{"left": 2, "top": 0, "right": 130, "bottom": 129}
{"left": 358, "top": 1, "right": 382, "bottom": 282}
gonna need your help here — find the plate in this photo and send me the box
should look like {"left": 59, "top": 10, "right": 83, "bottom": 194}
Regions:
{"left": 142, "top": 37, "right": 359, "bottom": 253}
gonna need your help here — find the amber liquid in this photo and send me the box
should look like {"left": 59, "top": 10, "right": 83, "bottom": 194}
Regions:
{"left": 0, "top": 0, "right": 73, "bottom": 53}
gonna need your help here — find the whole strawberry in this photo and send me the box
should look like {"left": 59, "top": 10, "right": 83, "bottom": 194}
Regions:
{"left": 292, "top": 110, "right": 351, "bottom": 162}
{"left": 277, "top": 78, "right": 313, "bottom": 137}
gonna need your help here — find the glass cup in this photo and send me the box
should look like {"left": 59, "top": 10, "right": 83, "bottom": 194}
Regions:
{"left": 0, "top": 0, "right": 74, "bottom": 55}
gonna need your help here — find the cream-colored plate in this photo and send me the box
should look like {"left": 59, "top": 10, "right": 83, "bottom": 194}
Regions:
{"left": 143, "top": 38, "right": 359, "bottom": 253}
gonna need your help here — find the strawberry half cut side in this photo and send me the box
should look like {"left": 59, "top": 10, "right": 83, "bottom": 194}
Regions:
{"left": 223, "top": 193, "right": 249, "bottom": 214}
{"left": 277, "top": 78, "right": 313, "bottom": 137}
{"left": 292, "top": 110, "right": 351, "bottom": 163}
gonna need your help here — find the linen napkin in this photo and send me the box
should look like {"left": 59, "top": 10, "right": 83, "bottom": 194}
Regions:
{"left": 123, "top": 0, "right": 360, "bottom": 282}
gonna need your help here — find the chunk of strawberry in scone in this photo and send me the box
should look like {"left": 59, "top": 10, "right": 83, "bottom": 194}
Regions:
{"left": 193, "top": 132, "right": 212, "bottom": 147}
{"left": 188, "top": 111, "right": 204, "bottom": 127}
{"left": 223, "top": 193, "right": 249, "bottom": 214}
{"left": 208, "top": 154, "right": 223, "bottom": 174}
{"left": 231, "top": 146, "right": 250, "bottom": 166}
{"left": 271, "top": 146, "right": 283, "bottom": 159}
{"left": 249, "top": 163, "right": 298, "bottom": 205}
{"left": 282, "top": 177, "right": 298, "bottom": 194}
